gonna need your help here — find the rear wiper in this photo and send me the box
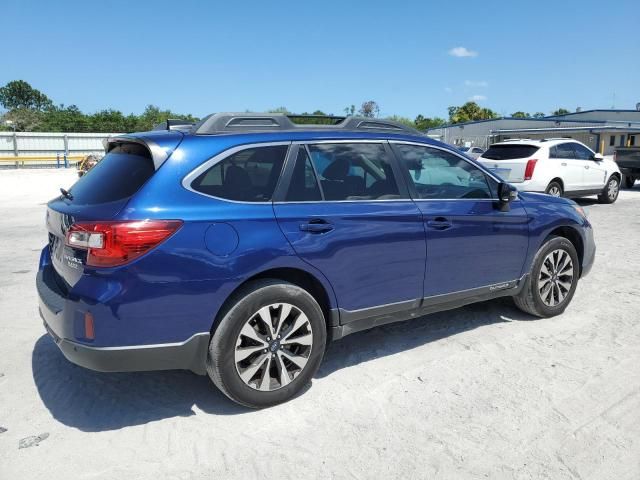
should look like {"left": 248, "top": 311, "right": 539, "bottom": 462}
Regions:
{"left": 60, "top": 188, "right": 74, "bottom": 200}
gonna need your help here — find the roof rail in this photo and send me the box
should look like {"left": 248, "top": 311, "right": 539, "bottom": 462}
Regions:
{"left": 539, "top": 137, "right": 574, "bottom": 142}
{"left": 500, "top": 138, "right": 533, "bottom": 142}
{"left": 192, "top": 112, "right": 421, "bottom": 135}
{"left": 153, "top": 119, "right": 196, "bottom": 131}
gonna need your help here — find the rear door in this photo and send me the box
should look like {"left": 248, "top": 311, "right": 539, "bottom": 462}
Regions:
{"left": 478, "top": 144, "right": 539, "bottom": 183}
{"left": 391, "top": 142, "right": 530, "bottom": 297}
{"left": 273, "top": 142, "right": 426, "bottom": 317}
{"left": 550, "top": 143, "right": 583, "bottom": 191}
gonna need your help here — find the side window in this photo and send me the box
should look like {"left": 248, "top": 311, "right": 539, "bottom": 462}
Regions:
{"left": 285, "top": 147, "right": 322, "bottom": 202}
{"left": 555, "top": 143, "right": 577, "bottom": 159}
{"left": 549, "top": 146, "right": 558, "bottom": 158}
{"left": 306, "top": 143, "right": 402, "bottom": 201}
{"left": 191, "top": 145, "right": 287, "bottom": 201}
{"left": 395, "top": 144, "right": 492, "bottom": 199}
{"left": 572, "top": 143, "right": 593, "bottom": 160}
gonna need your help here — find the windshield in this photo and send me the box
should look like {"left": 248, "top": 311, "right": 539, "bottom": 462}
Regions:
{"left": 482, "top": 144, "right": 539, "bottom": 160}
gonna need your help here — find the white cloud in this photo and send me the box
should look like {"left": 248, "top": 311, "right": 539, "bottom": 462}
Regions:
{"left": 469, "top": 95, "right": 487, "bottom": 102}
{"left": 449, "top": 46, "right": 478, "bottom": 58}
{"left": 465, "top": 80, "right": 488, "bottom": 87}
{"left": 444, "top": 86, "right": 453, "bottom": 93}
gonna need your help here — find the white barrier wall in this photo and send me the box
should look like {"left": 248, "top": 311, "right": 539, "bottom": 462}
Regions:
{"left": 0, "top": 131, "right": 116, "bottom": 158}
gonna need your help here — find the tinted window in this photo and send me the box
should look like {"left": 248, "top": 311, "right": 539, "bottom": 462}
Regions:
{"left": 68, "top": 143, "right": 154, "bottom": 205}
{"left": 482, "top": 144, "right": 539, "bottom": 160}
{"left": 191, "top": 145, "right": 287, "bottom": 201}
{"left": 631, "top": 135, "right": 636, "bottom": 146}
{"left": 609, "top": 135, "right": 616, "bottom": 146}
{"left": 307, "top": 143, "right": 401, "bottom": 200}
{"left": 554, "top": 143, "right": 577, "bottom": 159}
{"left": 459, "top": 147, "right": 470, "bottom": 152}
{"left": 572, "top": 143, "right": 594, "bottom": 160}
{"left": 395, "top": 145, "right": 492, "bottom": 199}
{"left": 285, "top": 147, "right": 322, "bottom": 202}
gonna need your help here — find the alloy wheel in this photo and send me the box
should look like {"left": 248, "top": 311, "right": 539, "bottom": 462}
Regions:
{"left": 548, "top": 186, "right": 561, "bottom": 197}
{"left": 234, "top": 303, "right": 313, "bottom": 391}
{"left": 608, "top": 179, "right": 619, "bottom": 201}
{"left": 537, "top": 249, "right": 574, "bottom": 307}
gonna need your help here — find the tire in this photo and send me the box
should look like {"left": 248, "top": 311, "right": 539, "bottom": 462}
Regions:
{"left": 598, "top": 175, "right": 620, "bottom": 204}
{"left": 207, "top": 279, "right": 327, "bottom": 408}
{"left": 545, "top": 181, "right": 563, "bottom": 197}
{"left": 624, "top": 175, "right": 635, "bottom": 189}
{"left": 513, "top": 236, "right": 579, "bottom": 318}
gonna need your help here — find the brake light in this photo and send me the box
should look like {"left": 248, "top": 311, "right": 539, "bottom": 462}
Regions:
{"left": 66, "top": 220, "right": 182, "bottom": 267}
{"left": 524, "top": 159, "right": 538, "bottom": 180}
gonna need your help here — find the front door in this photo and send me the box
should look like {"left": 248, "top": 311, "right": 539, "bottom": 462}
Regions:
{"left": 572, "top": 142, "right": 607, "bottom": 190}
{"left": 273, "top": 142, "right": 426, "bottom": 316}
{"left": 550, "top": 143, "right": 584, "bottom": 192}
{"left": 391, "top": 142, "right": 530, "bottom": 298}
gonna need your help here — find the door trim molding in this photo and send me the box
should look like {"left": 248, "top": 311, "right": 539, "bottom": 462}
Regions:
{"left": 333, "top": 275, "right": 528, "bottom": 339}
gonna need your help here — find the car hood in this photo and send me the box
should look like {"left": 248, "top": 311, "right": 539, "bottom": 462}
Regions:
{"left": 518, "top": 191, "right": 576, "bottom": 206}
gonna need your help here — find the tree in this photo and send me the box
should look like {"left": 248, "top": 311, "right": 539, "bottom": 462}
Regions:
{"left": 0, "top": 108, "right": 42, "bottom": 131}
{"left": 414, "top": 114, "right": 446, "bottom": 130}
{"left": 0, "top": 80, "right": 53, "bottom": 111}
{"left": 552, "top": 108, "right": 570, "bottom": 116}
{"left": 358, "top": 100, "right": 380, "bottom": 118}
{"left": 511, "top": 111, "right": 530, "bottom": 118}
{"left": 385, "top": 115, "right": 416, "bottom": 128}
{"left": 266, "top": 107, "right": 290, "bottom": 114}
{"left": 448, "top": 102, "right": 497, "bottom": 124}
{"left": 533, "top": 112, "right": 546, "bottom": 118}
{"left": 344, "top": 105, "right": 356, "bottom": 116}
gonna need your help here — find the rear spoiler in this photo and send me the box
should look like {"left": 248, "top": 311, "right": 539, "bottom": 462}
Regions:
{"left": 102, "top": 133, "right": 183, "bottom": 170}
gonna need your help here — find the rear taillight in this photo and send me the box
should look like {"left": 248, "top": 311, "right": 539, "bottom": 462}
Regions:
{"left": 66, "top": 220, "right": 182, "bottom": 267}
{"left": 524, "top": 159, "right": 538, "bottom": 180}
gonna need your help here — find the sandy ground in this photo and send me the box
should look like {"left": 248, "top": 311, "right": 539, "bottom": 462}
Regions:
{"left": 0, "top": 168, "right": 639, "bottom": 480}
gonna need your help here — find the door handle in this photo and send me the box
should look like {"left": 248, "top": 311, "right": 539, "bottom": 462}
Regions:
{"left": 561, "top": 162, "right": 567, "bottom": 166}
{"left": 299, "top": 220, "right": 333, "bottom": 233}
{"left": 584, "top": 165, "right": 590, "bottom": 169}
{"left": 426, "top": 217, "right": 453, "bottom": 230}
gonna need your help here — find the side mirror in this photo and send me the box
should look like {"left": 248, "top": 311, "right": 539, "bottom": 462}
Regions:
{"left": 498, "top": 182, "right": 518, "bottom": 210}
{"left": 592, "top": 153, "right": 604, "bottom": 161}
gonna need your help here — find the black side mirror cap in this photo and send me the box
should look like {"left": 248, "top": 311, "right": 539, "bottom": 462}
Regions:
{"left": 498, "top": 182, "right": 518, "bottom": 202}
{"left": 498, "top": 182, "right": 518, "bottom": 210}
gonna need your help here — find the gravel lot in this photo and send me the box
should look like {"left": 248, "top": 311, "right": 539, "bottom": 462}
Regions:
{"left": 1, "top": 169, "right": 639, "bottom": 479}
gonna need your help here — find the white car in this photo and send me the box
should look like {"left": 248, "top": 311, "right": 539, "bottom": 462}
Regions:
{"left": 477, "top": 139, "right": 622, "bottom": 204}
{"left": 458, "top": 146, "right": 485, "bottom": 159}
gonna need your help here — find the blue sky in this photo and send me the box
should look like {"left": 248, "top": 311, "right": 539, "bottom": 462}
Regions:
{"left": 3, "top": 0, "right": 639, "bottom": 119}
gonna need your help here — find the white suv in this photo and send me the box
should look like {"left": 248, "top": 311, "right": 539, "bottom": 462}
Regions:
{"left": 477, "top": 139, "right": 622, "bottom": 204}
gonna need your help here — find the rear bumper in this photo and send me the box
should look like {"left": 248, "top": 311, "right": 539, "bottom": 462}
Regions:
{"left": 37, "top": 266, "right": 209, "bottom": 375}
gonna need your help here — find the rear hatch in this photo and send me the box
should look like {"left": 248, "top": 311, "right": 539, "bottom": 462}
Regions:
{"left": 478, "top": 144, "right": 540, "bottom": 183}
{"left": 46, "top": 140, "right": 169, "bottom": 287}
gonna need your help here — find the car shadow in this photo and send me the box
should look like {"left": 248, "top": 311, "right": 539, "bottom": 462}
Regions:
{"left": 32, "top": 297, "right": 534, "bottom": 431}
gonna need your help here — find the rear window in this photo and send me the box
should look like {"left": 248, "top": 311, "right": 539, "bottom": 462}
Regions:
{"left": 69, "top": 143, "right": 155, "bottom": 205}
{"left": 482, "top": 144, "right": 539, "bottom": 160}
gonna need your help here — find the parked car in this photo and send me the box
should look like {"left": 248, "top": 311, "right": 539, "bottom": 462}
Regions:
{"left": 614, "top": 146, "right": 640, "bottom": 188}
{"left": 458, "top": 146, "right": 485, "bottom": 159}
{"left": 477, "top": 139, "right": 621, "bottom": 203}
{"left": 38, "top": 113, "right": 595, "bottom": 408}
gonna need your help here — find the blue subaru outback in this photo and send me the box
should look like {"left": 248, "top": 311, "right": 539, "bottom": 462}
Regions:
{"left": 37, "top": 113, "right": 595, "bottom": 407}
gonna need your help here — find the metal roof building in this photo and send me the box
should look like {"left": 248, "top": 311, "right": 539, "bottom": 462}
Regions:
{"left": 427, "top": 110, "right": 640, "bottom": 155}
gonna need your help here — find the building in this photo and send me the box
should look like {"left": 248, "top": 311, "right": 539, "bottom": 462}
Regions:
{"left": 428, "top": 109, "right": 640, "bottom": 155}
